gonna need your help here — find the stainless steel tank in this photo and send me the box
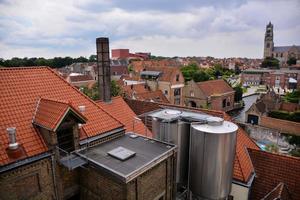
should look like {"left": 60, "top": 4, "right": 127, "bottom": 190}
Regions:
{"left": 151, "top": 110, "right": 190, "bottom": 187}
{"left": 189, "top": 117, "right": 238, "bottom": 200}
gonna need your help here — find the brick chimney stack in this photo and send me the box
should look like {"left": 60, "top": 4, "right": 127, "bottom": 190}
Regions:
{"left": 96, "top": 37, "right": 111, "bottom": 102}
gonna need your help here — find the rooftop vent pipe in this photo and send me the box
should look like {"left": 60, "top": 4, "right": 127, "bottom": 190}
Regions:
{"left": 78, "top": 105, "right": 86, "bottom": 113}
{"left": 7, "top": 127, "right": 19, "bottom": 150}
{"left": 96, "top": 37, "right": 111, "bottom": 102}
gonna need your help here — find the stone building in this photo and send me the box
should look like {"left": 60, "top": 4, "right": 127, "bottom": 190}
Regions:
{"left": 263, "top": 22, "right": 300, "bottom": 66}
{"left": 183, "top": 79, "right": 235, "bottom": 112}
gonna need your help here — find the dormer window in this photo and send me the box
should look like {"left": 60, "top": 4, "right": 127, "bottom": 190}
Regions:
{"left": 32, "top": 98, "right": 87, "bottom": 153}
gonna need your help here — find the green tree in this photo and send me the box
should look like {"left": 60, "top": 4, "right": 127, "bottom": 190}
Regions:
{"left": 233, "top": 85, "right": 243, "bottom": 102}
{"left": 287, "top": 57, "right": 297, "bottom": 66}
{"left": 89, "top": 55, "right": 97, "bottom": 62}
{"left": 261, "top": 57, "right": 280, "bottom": 69}
{"left": 180, "top": 63, "right": 199, "bottom": 81}
{"left": 265, "top": 144, "right": 279, "bottom": 153}
{"left": 82, "top": 81, "right": 121, "bottom": 100}
{"left": 111, "top": 80, "right": 121, "bottom": 97}
{"left": 192, "top": 70, "right": 209, "bottom": 82}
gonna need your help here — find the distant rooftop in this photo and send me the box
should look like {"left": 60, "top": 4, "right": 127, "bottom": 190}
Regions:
{"left": 77, "top": 133, "right": 175, "bottom": 183}
{"left": 140, "top": 70, "right": 161, "bottom": 77}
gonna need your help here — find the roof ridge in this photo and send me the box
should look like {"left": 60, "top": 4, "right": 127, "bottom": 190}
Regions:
{"left": 47, "top": 67, "right": 125, "bottom": 129}
{"left": 249, "top": 148, "right": 300, "bottom": 161}
{"left": 0, "top": 66, "right": 49, "bottom": 70}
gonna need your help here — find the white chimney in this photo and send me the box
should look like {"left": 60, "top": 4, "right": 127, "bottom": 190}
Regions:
{"left": 7, "top": 127, "right": 19, "bottom": 150}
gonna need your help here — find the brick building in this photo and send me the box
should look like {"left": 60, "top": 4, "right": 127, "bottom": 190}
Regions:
{"left": 112, "top": 49, "right": 150, "bottom": 60}
{"left": 241, "top": 68, "right": 300, "bottom": 89}
{"left": 183, "top": 79, "right": 235, "bottom": 112}
{"left": 130, "top": 60, "right": 184, "bottom": 105}
{"left": 0, "top": 67, "right": 176, "bottom": 200}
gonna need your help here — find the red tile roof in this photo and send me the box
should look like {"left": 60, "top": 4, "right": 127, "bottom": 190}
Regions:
{"left": 197, "top": 79, "right": 234, "bottom": 97}
{"left": 32, "top": 97, "right": 87, "bottom": 131}
{"left": 248, "top": 149, "right": 300, "bottom": 200}
{"left": 96, "top": 96, "right": 151, "bottom": 137}
{"left": 124, "top": 98, "right": 259, "bottom": 184}
{"left": 0, "top": 67, "right": 123, "bottom": 165}
{"left": 69, "top": 74, "right": 94, "bottom": 82}
{"left": 122, "top": 84, "right": 149, "bottom": 96}
{"left": 131, "top": 60, "right": 183, "bottom": 82}
{"left": 135, "top": 90, "right": 169, "bottom": 103}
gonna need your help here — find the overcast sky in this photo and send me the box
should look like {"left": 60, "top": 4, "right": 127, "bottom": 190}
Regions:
{"left": 0, "top": 0, "right": 299, "bottom": 59}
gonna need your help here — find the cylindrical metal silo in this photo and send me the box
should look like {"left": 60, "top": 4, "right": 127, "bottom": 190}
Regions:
{"left": 189, "top": 117, "right": 238, "bottom": 200}
{"left": 151, "top": 111, "right": 190, "bottom": 187}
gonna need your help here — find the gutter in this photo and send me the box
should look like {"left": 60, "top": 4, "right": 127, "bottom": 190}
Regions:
{"left": 51, "top": 154, "right": 59, "bottom": 200}
{"left": 232, "top": 172, "right": 256, "bottom": 188}
{"left": 0, "top": 152, "right": 51, "bottom": 173}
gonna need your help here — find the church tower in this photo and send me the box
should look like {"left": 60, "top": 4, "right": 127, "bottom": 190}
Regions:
{"left": 263, "top": 22, "right": 274, "bottom": 58}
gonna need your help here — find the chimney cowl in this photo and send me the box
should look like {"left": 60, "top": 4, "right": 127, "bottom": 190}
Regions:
{"left": 78, "top": 105, "right": 86, "bottom": 113}
{"left": 7, "top": 127, "right": 19, "bottom": 150}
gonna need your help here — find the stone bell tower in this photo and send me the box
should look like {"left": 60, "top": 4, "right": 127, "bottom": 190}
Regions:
{"left": 263, "top": 22, "right": 274, "bottom": 58}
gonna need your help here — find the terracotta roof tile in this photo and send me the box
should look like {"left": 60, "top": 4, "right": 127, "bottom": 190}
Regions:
{"left": 69, "top": 74, "right": 94, "bottom": 82}
{"left": 135, "top": 90, "right": 170, "bottom": 103}
{"left": 248, "top": 149, "right": 300, "bottom": 200}
{"left": 96, "top": 96, "right": 151, "bottom": 137}
{"left": 32, "top": 97, "right": 87, "bottom": 131}
{"left": 0, "top": 67, "right": 123, "bottom": 165}
{"left": 124, "top": 98, "right": 259, "bottom": 184}
{"left": 197, "top": 79, "right": 234, "bottom": 97}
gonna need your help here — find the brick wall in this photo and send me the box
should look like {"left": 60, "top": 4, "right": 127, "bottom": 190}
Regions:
{"left": 0, "top": 157, "right": 56, "bottom": 200}
{"left": 80, "top": 167, "right": 126, "bottom": 200}
{"left": 280, "top": 102, "right": 300, "bottom": 112}
{"left": 79, "top": 156, "right": 176, "bottom": 200}
{"left": 260, "top": 116, "right": 300, "bottom": 135}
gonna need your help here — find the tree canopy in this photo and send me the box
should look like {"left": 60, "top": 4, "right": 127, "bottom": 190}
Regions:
{"left": 0, "top": 56, "right": 96, "bottom": 68}
{"left": 81, "top": 80, "right": 121, "bottom": 100}
{"left": 261, "top": 57, "right": 280, "bottom": 69}
{"left": 180, "top": 63, "right": 235, "bottom": 82}
{"left": 233, "top": 85, "right": 243, "bottom": 102}
{"left": 287, "top": 57, "right": 297, "bottom": 66}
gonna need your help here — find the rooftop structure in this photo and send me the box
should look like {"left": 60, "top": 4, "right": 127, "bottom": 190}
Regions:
{"left": 77, "top": 133, "right": 175, "bottom": 183}
{"left": 0, "top": 67, "right": 123, "bottom": 165}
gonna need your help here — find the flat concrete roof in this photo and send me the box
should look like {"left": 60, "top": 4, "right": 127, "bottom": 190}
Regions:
{"left": 77, "top": 133, "right": 175, "bottom": 183}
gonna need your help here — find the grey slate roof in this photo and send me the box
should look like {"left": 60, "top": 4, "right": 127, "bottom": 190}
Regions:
{"left": 273, "top": 45, "right": 300, "bottom": 53}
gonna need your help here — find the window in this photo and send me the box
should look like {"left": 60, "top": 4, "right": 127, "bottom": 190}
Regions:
{"left": 176, "top": 74, "right": 179, "bottom": 82}
{"left": 281, "top": 53, "right": 283, "bottom": 57}
{"left": 164, "top": 90, "right": 168, "bottom": 95}
{"left": 57, "top": 124, "right": 75, "bottom": 153}
{"left": 222, "top": 99, "right": 226, "bottom": 108}
{"left": 174, "top": 88, "right": 181, "bottom": 96}
{"left": 190, "top": 91, "right": 194, "bottom": 97}
{"left": 227, "top": 102, "right": 230, "bottom": 107}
